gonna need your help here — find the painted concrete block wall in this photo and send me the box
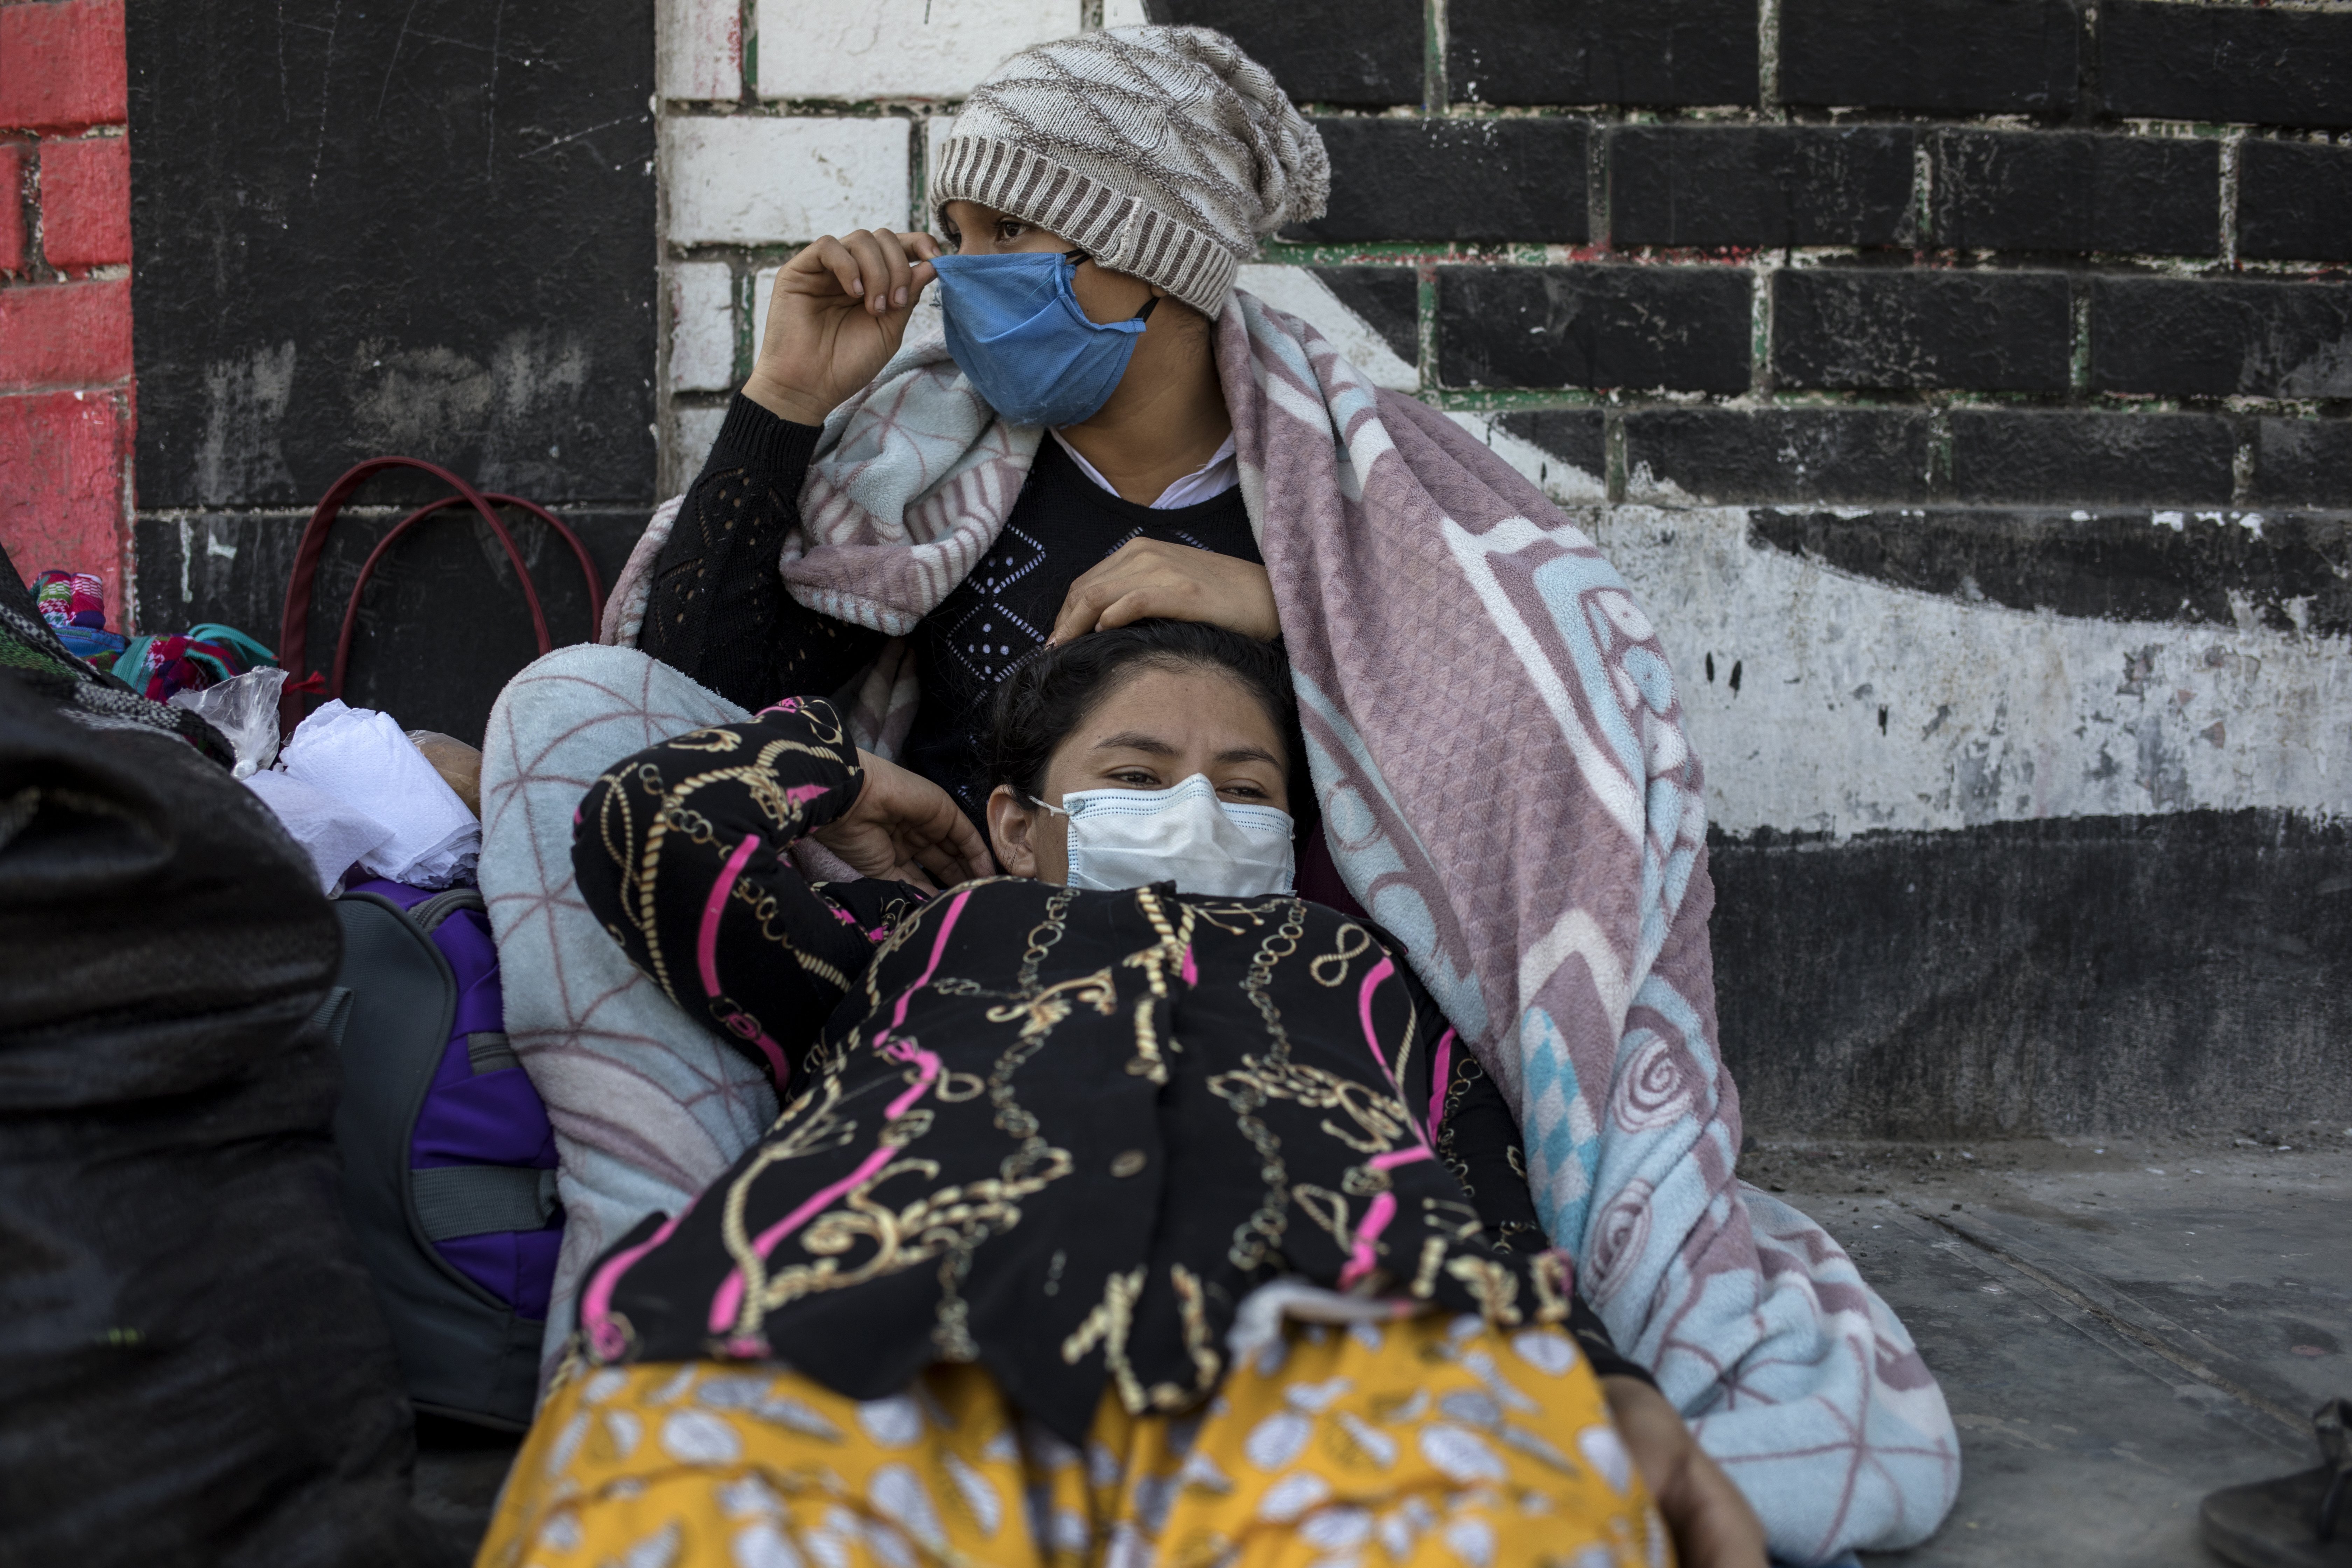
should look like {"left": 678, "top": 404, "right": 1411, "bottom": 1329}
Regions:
{"left": 123, "top": 0, "right": 660, "bottom": 738}
{"left": 0, "top": 0, "right": 134, "bottom": 608}
{"left": 661, "top": 0, "right": 2352, "bottom": 1139}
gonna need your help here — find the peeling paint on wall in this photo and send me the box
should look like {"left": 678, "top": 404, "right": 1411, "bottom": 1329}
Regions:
{"left": 1601, "top": 504, "right": 2351, "bottom": 838}
{"left": 195, "top": 342, "right": 298, "bottom": 506}
{"left": 345, "top": 329, "right": 595, "bottom": 496}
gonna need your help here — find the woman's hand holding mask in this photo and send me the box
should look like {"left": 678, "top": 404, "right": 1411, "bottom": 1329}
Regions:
{"left": 1050, "top": 538, "right": 1280, "bottom": 645}
{"left": 745, "top": 229, "right": 941, "bottom": 429}
{"left": 812, "top": 750, "right": 995, "bottom": 892}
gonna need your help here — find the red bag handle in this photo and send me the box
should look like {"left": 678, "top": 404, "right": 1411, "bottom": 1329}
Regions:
{"left": 278, "top": 457, "right": 605, "bottom": 736}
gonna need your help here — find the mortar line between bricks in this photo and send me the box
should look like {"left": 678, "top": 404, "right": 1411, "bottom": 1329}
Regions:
{"left": 2219, "top": 128, "right": 2245, "bottom": 270}
{"left": 1586, "top": 123, "right": 1610, "bottom": 251}
{"left": 738, "top": 0, "right": 758, "bottom": 100}
{"left": 2076, "top": 0, "right": 2101, "bottom": 131}
{"left": 1917, "top": 1206, "right": 2311, "bottom": 1438}
{"left": 1415, "top": 264, "right": 1439, "bottom": 395}
{"left": 2068, "top": 287, "right": 2092, "bottom": 398}
{"left": 906, "top": 97, "right": 927, "bottom": 233}
{"left": 732, "top": 260, "right": 753, "bottom": 390}
{"left": 1422, "top": 0, "right": 1448, "bottom": 117}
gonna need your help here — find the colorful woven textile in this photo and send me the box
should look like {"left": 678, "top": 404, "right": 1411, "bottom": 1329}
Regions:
{"left": 2, "top": 549, "right": 234, "bottom": 767}
{"left": 603, "top": 296, "right": 1960, "bottom": 1559}
{"left": 114, "top": 622, "right": 276, "bottom": 703}
{"left": 33, "top": 570, "right": 128, "bottom": 670}
{"left": 480, "top": 1312, "right": 1659, "bottom": 1568}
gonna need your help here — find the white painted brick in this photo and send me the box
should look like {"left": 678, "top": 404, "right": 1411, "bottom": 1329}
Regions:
{"left": 1235, "top": 265, "right": 1420, "bottom": 392}
{"left": 754, "top": 0, "right": 1075, "bottom": 102}
{"left": 1100, "top": 0, "right": 1150, "bottom": 26}
{"left": 752, "top": 264, "right": 780, "bottom": 364}
{"left": 658, "top": 0, "right": 742, "bottom": 99}
{"left": 667, "top": 405, "right": 730, "bottom": 494}
{"left": 669, "top": 261, "right": 738, "bottom": 392}
{"left": 663, "top": 115, "right": 910, "bottom": 245}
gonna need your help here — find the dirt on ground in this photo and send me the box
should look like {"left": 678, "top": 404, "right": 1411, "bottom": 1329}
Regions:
{"left": 1739, "top": 1123, "right": 2352, "bottom": 1207}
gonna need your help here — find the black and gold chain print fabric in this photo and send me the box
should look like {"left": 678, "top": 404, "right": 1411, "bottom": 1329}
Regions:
{"left": 569, "top": 700, "right": 1648, "bottom": 1443}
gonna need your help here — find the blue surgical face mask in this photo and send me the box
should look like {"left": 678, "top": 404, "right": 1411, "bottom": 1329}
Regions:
{"left": 929, "top": 250, "right": 1152, "bottom": 428}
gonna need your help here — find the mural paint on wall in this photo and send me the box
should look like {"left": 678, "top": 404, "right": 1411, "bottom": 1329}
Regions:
{"left": 1246, "top": 278, "right": 2352, "bottom": 836}
{"left": 1601, "top": 504, "right": 2350, "bottom": 837}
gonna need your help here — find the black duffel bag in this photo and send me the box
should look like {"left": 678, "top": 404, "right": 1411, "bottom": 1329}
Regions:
{"left": 0, "top": 555, "right": 456, "bottom": 1566}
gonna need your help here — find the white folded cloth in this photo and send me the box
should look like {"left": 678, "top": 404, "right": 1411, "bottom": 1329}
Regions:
{"left": 241, "top": 769, "right": 396, "bottom": 896}
{"left": 272, "top": 700, "right": 481, "bottom": 888}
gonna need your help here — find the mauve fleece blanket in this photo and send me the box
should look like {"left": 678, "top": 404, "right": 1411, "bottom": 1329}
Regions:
{"left": 589, "top": 295, "right": 1959, "bottom": 1559}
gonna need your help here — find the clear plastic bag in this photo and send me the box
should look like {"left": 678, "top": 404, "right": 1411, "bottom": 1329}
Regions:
{"left": 167, "top": 666, "right": 289, "bottom": 779}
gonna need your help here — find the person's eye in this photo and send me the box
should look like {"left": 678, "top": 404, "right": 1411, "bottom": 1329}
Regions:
{"left": 1221, "top": 782, "right": 1269, "bottom": 801}
{"left": 1110, "top": 769, "right": 1158, "bottom": 787}
{"left": 995, "top": 220, "right": 1026, "bottom": 242}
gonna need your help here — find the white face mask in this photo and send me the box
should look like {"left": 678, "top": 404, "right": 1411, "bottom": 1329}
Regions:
{"left": 1037, "top": 773, "right": 1296, "bottom": 897}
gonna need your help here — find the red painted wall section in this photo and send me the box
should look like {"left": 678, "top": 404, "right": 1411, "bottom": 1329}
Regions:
{"left": 0, "top": 0, "right": 134, "bottom": 619}
{"left": 40, "top": 131, "right": 128, "bottom": 265}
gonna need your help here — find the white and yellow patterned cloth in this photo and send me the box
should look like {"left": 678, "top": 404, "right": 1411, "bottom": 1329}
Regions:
{"left": 479, "top": 1313, "right": 1667, "bottom": 1568}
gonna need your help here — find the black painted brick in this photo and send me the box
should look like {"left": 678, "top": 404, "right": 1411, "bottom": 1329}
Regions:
{"left": 130, "top": 0, "right": 657, "bottom": 509}
{"left": 1447, "top": 0, "right": 1758, "bottom": 107}
{"left": 1713, "top": 809, "right": 2352, "bottom": 1140}
{"left": 1437, "top": 265, "right": 1752, "bottom": 392}
{"left": 1306, "top": 267, "right": 1422, "bottom": 367}
{"left": 2091, "top": 277, "right": 2352, "bottom": 399}
{"left": 1779, "top": 0, "right": 2079, "bottom": 117}
{"left": 1933, "top": 130, "right": 2218, "bottom": 256}
{"left": 2253, "top": 419, "right": 2352, "bottom": 507}
{"left": 1301, "top": 119, "right": 1588, "bottom": 243}
{"left": 1948, "top": 411, "right": 2235, "bottom": 504}
{"left": 1610, "top": 126, "right": 1916, "bottom": 248}
{"left": 2238, "top": 141, "right": 2352, "bottom": 263}
{"left": 2100, "top": 0, "right": 2352, "bottom": 129}
{"left": 1772, "top": 270, "right": 2072, "bottom": 392}
{"left": 1493, "top": 411, "right": 1610, "bottom": 479}
{"left": 1749, "top": 508, "right": 2352, "bottom": 636}
{"left": 1147, "top": 0, "right": 1423, "bottom": 106}
{"left": 1620, "top": 408, "right": 1930, "bottom": 503}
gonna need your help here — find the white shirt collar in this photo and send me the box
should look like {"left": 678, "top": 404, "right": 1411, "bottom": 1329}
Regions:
{"left": 1050, "top": 429, "right": 1240, "bottom": 510}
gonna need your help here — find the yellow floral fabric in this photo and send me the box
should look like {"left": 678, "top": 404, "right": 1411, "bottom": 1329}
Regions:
{"left": 479, "top": 1313, "right": 1667, "bottom": 1568}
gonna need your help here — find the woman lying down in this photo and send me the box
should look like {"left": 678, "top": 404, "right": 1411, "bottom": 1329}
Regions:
{"left": 482, "top": 621, "right": 1765, "bottom": 1568}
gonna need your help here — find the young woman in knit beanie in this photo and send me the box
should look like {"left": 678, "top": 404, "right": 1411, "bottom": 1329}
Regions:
{"left": 639, "top": 26, "right": 1314, "bottom": 842}
{"left": 580, "top": 23, "right": 1938, "bottom": 1567}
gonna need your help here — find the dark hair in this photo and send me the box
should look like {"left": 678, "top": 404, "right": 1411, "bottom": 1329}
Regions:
{"left": 984, "top": 620, "right": 1307, "bottom": 810}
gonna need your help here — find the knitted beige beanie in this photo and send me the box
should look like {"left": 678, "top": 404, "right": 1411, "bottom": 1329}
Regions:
{"left": 929, "top": 26, "right": 1330, "bottom": 317}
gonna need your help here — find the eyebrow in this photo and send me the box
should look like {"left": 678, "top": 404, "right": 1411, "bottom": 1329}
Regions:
{"left": 1091, "top": 733, "right": 1283, "bottom": 770}
{"left": 1091, "top": 732, "right": 1176, "bottom": 757}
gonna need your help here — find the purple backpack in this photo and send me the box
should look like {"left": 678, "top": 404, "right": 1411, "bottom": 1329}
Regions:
{"left": 321, "top": 878, "right": 560, "bottom": 1429}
